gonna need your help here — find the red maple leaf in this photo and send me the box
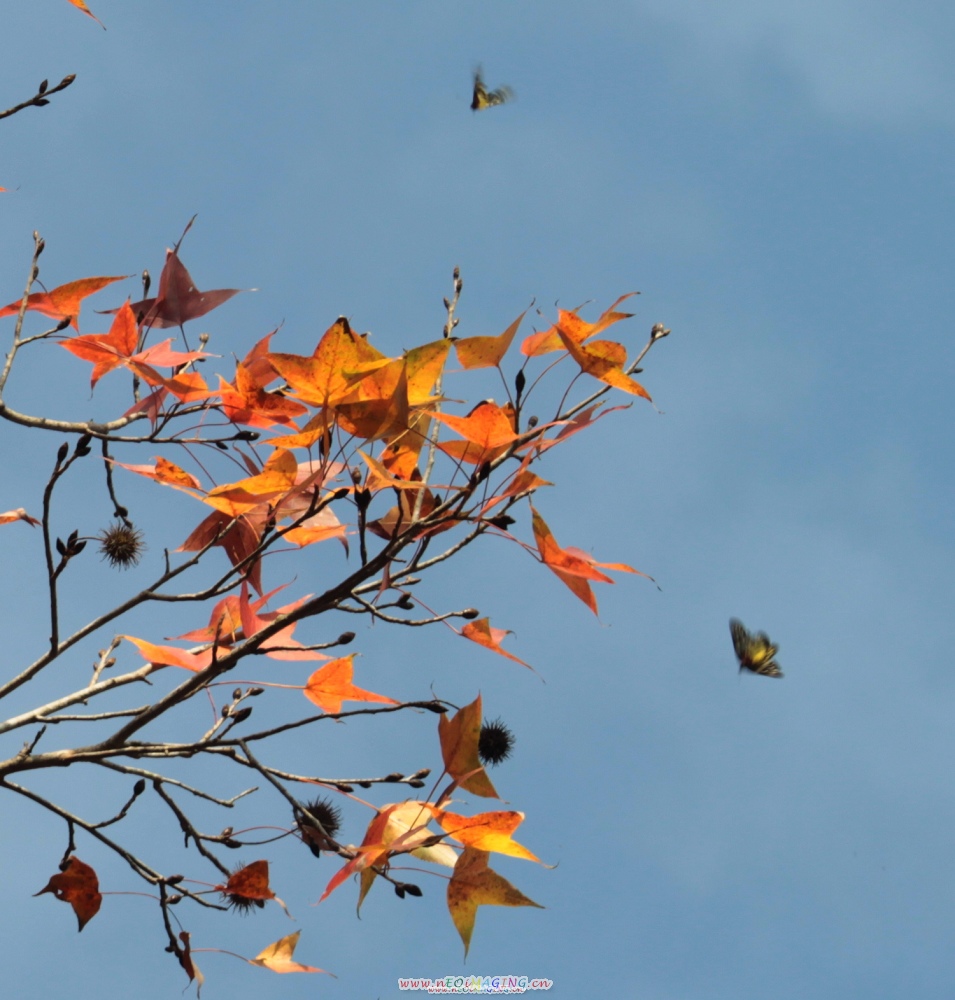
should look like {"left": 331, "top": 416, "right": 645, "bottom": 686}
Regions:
{"left": 112, "top": 247, "right": 244, "bottom": 328}
{"left": 34, "top": 856, "right": 102, "bottom": 931}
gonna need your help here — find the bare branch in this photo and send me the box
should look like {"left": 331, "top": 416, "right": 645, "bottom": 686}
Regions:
{"left": 0, "top": 74, "right": 76, "bottom": 122}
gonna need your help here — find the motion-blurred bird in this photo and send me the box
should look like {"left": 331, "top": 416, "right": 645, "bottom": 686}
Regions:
{"left": 471, "top": 68, "right": 514, "bottom": 111}
{"left": 729, "top": 618, "right": 783, "bottom": 678}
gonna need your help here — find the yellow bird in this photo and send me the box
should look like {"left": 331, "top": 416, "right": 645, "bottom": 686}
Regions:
{"left": 729, "top": 618, "right": 783, "bottom": 678}
{"left": 471, "top": 68, "right": 514, "bottom": 111}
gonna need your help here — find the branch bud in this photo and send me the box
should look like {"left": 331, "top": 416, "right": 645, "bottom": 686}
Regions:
{"left": 651, "top": 322, "right": 671, "bottom": 341}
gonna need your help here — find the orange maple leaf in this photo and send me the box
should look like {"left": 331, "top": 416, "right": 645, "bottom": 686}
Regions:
{"left": 531, "top": 505, "right": 641, "bottom": 614}
{"left": 431, "top": 400, "right": 521, "bottom": 466}
{"left": 447, "top": 848, "right": 543, "bottom": 959}
{"left": 322, "top": 800, "right": 446, "bottom": 907}
{"left": 303, "top": 655, "right": 400, "bottom": 714}
{"left": 556, "top": 326, "right": 651, "bottom": 400}
{"left": 334, "top": 362, "right": 411, "bottom": 442}
{"left": 174, "top": 583, "right": 290, "bottom": 643}
{"left": 166, "top": 584, "right": 326, "bottom": 663}
{"left": 215, "top": 860, "right": 289, "bottom": 915}
{"left": 62, "top": 302, "right": 212, "bottom": 393}
{"left": 282, "top": 503, "right": 347, "bottom": 549}
{"left": 438, "top": 695, "right": 499, "bottom": 798}
{"left": 0, "top": 507, "right": 41, "bottom": 527}
{"left": 204, "top": 448, "right": 298, "bottom": 518}
{"left": 320, "top": 805, "right": 398, "bottom": 902}
{"left": 358, "top": 449, "right": 428, "bottom": 493}
{"left": 263, "top": 410, "right": 334, "bottom": 450}
{"left": 428, "top": 807, "right": 541, "bottom": 862}
{"left": 124, "top": 361, "right": 212, "bottom": 403}
{"left": 476, "top": 454, "right": 552, "bottom": 518}
{"left": 121, "top": 635, "right": 214, "bottom": 673}
{"left": 268, "top": 317, "right": 387, "bottom": 408}
{"left": 60, "top": 300, "right": 138, "bottom": 387}
{"left": 454, "top": 308, "right": 528, "bottom": 370}
{"left": 249, "top": 931, "right": 334, "bottom": 976}
{"left": 357, "top": 800, "right": 458, "bottom": 911}
{"left": 66, "top": 0, "right": 106, "bottom": 28}
{"left": 334, "top": 340, "right": 449, "bottom": 444}
{"left": 34, "top": 856, "right": 102, "bottom": 931}
{"left": 218, "top": 361, "right": 308, "bottom": 429}
{"left": 109, "top": 456, "right": 204, "bottom": 501}
{"left": 0, "top": 275, "right": 127, "bottom": 331}
{"left": 460, "top": 618, "right": 532, "bottom": 670}
{"left": 520, "top": 292, "right": 638, "bottom": 356}
{"left": 235, "top": 582, "right": 329, "bottom": 661}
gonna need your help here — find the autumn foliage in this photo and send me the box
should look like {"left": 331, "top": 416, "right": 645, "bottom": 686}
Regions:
{"left": 0, "top": 10, "right": 671, "bottom": 992}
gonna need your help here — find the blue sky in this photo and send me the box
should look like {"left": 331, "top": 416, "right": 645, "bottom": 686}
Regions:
{"left": 2, "top": 2, "right": 955, "bottom": 997}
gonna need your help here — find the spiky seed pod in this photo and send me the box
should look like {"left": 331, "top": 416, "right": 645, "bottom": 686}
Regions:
{"left": 478, "top": 718, "right": 515, "bottom": 767}
{"left": 296, "top": 797, "right": 343, "bottom": 857}
{"left": 96, "top": 522, "right": 146, "bottom": 569}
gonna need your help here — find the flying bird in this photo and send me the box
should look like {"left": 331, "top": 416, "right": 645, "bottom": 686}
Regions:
{"left": 471, "top": 68, "right": 514, "bottom": 111}
{"left": 729, "top": 618, "right": 783, "bottom": 678}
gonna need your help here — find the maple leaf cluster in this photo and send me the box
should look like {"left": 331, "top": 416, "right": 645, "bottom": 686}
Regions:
{"left": 0, "top": 228, "right": 669, "bottom": 990}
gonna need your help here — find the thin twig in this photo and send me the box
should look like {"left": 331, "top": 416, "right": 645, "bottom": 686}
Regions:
{"left": 0, "top": 74, "right": 76, "bottom": 122}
